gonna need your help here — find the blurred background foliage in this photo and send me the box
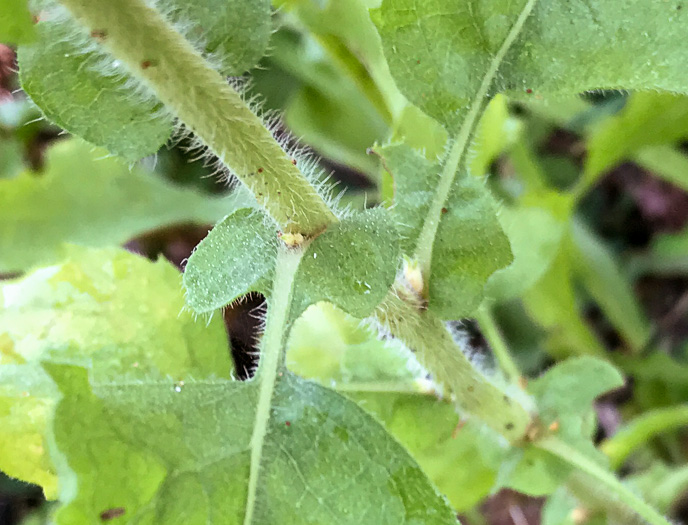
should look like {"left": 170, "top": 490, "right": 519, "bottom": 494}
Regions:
{"left": 1, "top": 1, "right": 688, "bottom": 523}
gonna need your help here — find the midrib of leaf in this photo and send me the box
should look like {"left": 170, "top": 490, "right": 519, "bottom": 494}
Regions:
{"left": 244, "top": 246, "right": 303, "bottom": 525}
{"left": 413, "top": 0, "right": 539, "bottom": 278}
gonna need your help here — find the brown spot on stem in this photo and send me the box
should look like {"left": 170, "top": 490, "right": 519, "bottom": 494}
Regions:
{"left": 100, "top": 507, "right": 125, "bottom": 521}
{"left": 90, "top": 29, "right": 107, "bottom": 40}
{"left": 452, "top": 419, "right": 466, "bottom": 438}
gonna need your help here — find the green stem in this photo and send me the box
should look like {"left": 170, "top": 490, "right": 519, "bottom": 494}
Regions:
{"left": 245, "top": 246, "right": 303, "bottom": 524}
{"left": 476, "top": 307, "right": 521, "bottom": 384}
{"left": 58, "top": 0, "right": 337, "bottom": 236}
{"left": 537, "top": 436, "right": 672, "bottom": 525}
{"left": 602, "top": 405, "right": 688, "bottom": 469}
{"left": 376, "top": 286, "right": 533, "bottom": 443}
{"left": 413, "top": 0, "right": 539, "bottom": 279}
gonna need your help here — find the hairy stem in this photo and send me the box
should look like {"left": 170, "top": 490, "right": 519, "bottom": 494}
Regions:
{"left": 413, "top": 0, "right": 539, "bottom": 279}
{"left": 537, "top": 436, "right": 672, "bottom": 525}
{"left": 376, "top": 285, "right": 533, "bottom": 443}
{"left": 602, "top": 404, "right": 688, "bottom": 469}
{"left": 245, "top": 246, "right": 303, "bottom": 524}
{"left": 58, "top": 0, "right": 337, "bottom": 236}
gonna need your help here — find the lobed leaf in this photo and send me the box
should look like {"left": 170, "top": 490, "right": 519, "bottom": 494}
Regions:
{"left": 0, "top": 139, "right": 250, "bottom": 273}
{"left": 0, "top": 247, "right": 232, "bottom": 497}
{"left": 373, "top": 0, "right": 688, "bottom": 132}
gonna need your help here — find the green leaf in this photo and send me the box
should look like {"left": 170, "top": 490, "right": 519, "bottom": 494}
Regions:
{"left": 529, "top": 356, "right": 624, "bottom": 425}
{"left": 278, "top": 0, "right": 403, "bottom": 121}
{"left": 0, "top": 139, "right": 248, "bottom": 273}
{"left": 375, "top": 143, "right": 512, "bottom": 319}
{"left": 497, "top": 446, "right": 572, "bottom": 497}
{"left": 569, "top": 221, "right": 651, "bottom": 352}
{"left": 0, "top": 0, "right": 35, "bottom": 44}
{"left": 497, "top": 357, "right": 622, "bottom": 497}
{"left": 287, "top": 302, "right": 506, "bottom": 511}
{"left": 602, "top": 405, "right": 688, "bottom": 469}
{"left": 373, "top": 0, "right": 688, "bottom": 132}
{"left": 484, "top": 203, "right": 566, "bottom": 303}
{"left": 469, "top": 94, "right": 522, "bottom": 177}
{"left": 166, "top": 0, "right": 271, "bottom": 76}
{"left": 522, "top": 244, "right": 607, "bottom": 358}
{"left": 18, "top": 20, "right": 174, "bottom": 161}
{"left": 584, "top": 93, "right": 688, "bottom": 189}
{"left": 0, "top": 247, "right": 232, "bottom": 497}
{"left": 47, "top": 364, "right": 459, "bottom": 524}
{"left": 183, "top": 208, "right": 279, "bottom": 314}
{"left": 429, "top": 175, "right": 513, "bottom": 318}
{"left": 0, "top": 366, "right": 58, "bottom": 497}
{"left": 391, "top": 104, "right": 448, "bottom": 162}
{"left": 185, "top": 208, "right": 398, "bottom": 317}
{"left": 541, "top": 487, "right": 578, "bottom": 525}
{"left": 634, "top": 145, "right": 688, "bottom": 194}
{"left": 626, "top": 463, "right": 688, "bottom": 514}
{"left": 293, "top": 208, "right": 400, "bottom": 318}
{"left": 287, "top": 302, "right": 415, "bottom": 385}
{"left": 18, "top": 0, "right": 271, "bottom": 159}
{"left": 259, "top": 28, "right": 389, "bottom": 177}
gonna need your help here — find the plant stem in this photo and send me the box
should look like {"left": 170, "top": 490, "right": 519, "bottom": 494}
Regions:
{"left": 476, "top": 306, "right": 521, "bottom": 384}
{"left": 413, "top": 0, "right": 539, "bottom": 280}
{"left": 537, "top": 436, "right": 672, "bottom": 525}
{"left": 245, "top": 246, "right": 303, "bottom": 524}
{"left": 58, "top": 0, "right": 337, "bottom": 236}
{"left": 376, "top": 286, "right": 533, "bottom": 443}
{"left": 602, "top": 404, "right": 688, "bottom": 469}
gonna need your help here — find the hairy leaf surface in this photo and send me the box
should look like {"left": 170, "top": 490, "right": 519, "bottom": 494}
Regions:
{"left": 373, "top": 0, "right": 688, "bottom": 132}
{"left": 47, "top": 364, "right": 459, "bottom": 525}
{"left": 287, "top": 303, "right": 508, "bottom": 511}
{"left": 18, "top": 20, "right": 174, "bottom": 160}
{"left": 183, "top": 208, "right": 278, "bottom": 313}
{"left": 500, "top": 357, "right": 623, "bottom": 496}
{"left": 18, "top": 0, "right": 271, "bottom": 159}
{"left": 377, "top": 143, "right": 512, "bottom": 318}
{"left": 294, "top": 208, "right": 400, "bottom": 318}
